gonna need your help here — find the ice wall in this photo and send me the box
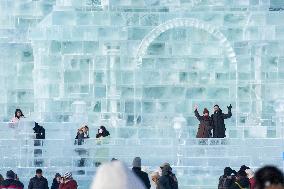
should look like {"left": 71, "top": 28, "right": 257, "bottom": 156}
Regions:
{"left": 27, "top": 0, "right": 284, "bottom": 138}
{"left": 1, "top": 0, "right": 284, "bottom": 188}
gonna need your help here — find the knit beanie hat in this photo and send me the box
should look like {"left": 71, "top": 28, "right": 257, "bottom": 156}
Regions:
{"left": 91, "top": 161, "right": 146, "bottom": 189}
{"left": 132, "top": 157, "right": 141, "bottom": 168}
{"left": 64, "top": 172, "right": 72, "bottom": 179}
{"left": 6, "top": 170, "right": 15, "bottom": 179}
{"left": 245, "top": 169, "right": 254, "bottom": 179}
{"left": 203, "top": 108, "right": 209, "bottom": 114}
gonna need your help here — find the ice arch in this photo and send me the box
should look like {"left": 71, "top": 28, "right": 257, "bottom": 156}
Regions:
{"left": 134, "top": 18, "right": 238, "bottom": 127}
{"left": 135, "top": 18, "right": 237, "bottom": 67}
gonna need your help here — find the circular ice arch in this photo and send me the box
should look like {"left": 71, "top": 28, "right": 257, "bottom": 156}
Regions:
{"left": 135, "top": 18, "right": 237, "bottom": 67}
{"left": 133, "top": 18, "right": 239, "bottom": 127}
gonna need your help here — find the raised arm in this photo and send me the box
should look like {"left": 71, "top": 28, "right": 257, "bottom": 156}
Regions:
{"left": 223, "top": 104, "right": 232, "bottom": 119}
{"left": 194, "top": 105, "right": 202, "bottom": 121}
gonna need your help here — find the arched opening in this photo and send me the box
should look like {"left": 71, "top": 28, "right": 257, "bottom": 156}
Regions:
{"left": 133, "top": 18, "right": 238, "bottom": 138}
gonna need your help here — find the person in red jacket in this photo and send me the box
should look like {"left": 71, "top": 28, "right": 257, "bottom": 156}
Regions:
{"left": 245, "top": 169, "right": 256, "bottom": 189}
{"left": 0, "top": 170, "right": 24, "bottom": 189}
{"left": 59, "top": 172, "right": 77, "bottom": 189}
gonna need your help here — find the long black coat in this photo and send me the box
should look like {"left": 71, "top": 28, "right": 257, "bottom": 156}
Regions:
{"left": 211, "top": 108, "right": 232, "bottom": 138}
{"left": 51, "top": 178, "right": 59, "bottom": 189}
{"left": 157, "top": 166, "right": 178, "bottom": 189}
{"left": 194, "top": 110, "right": 213, "bottom": 138}
{"left": 28, "top": 176, "right": 48, "bottom": 189}
{"left": 132, "top": 167, "right": 151, "bottom": 189}
{"left": 33, "top": 123, "right": 45, "bottom": 139}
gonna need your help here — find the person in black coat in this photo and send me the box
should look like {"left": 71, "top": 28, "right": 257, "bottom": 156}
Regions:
{"left": 132, "top": 157, "right": 151, "bottom": 189}
{"left": 211, "top": 104, "right": 232, "bottom": 138}
{"left": 229, "top": 170, "right": 250, "bottom": 189}
{"left": 254, "top": 166, "right": 284, "bottom": 189}
{"left": 96, "top": 126, "right": 110, "bottom": 138}
{"left": 28, "top": 169, "right": 48, "bottom": 189}
{"left": 51, "top": 173, "right": 61, "bottom": 189}
{"left": 0, "top": 170, "right": 24, "bottom": 189}
{"left": 194, "top": 105, "right": 213, "bottom": 138}
{"left": 33, "top": 122, "right": 46, "bottom": 139}
{"left": 157, "top": 163, "right": 179, "bottom": 189}
{"left": 218, "top": 167, "right": 237, "bottom": 189}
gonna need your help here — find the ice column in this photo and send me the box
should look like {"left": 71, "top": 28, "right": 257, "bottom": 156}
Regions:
{"left": 253, "top": 45, "right": 263, "bottom": 125}
{"left": 173, "top": 114, "right": 186, "bottom": 166}
{"left": 105, "top": 44, "right": 120, "bottom": 127}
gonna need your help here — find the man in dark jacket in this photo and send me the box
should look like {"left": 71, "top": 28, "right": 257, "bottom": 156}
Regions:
{"left": 28, "top": 169, "right": 49, "bottom": 189}
{"left": 211, "top": 104, "right": 232, "bottom": 138}
{"left": 132, "top": 157, "right": 151, "bottom": 189}
{"left": 157, "top": 163, "right": 178, "bottom": 189}
{"left": 0, "top": 170, "right": 24, "bottom": 189}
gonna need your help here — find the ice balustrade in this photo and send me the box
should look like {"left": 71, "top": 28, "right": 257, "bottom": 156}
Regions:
{"left": 0, "top": 120, "right": 283, "bottom": 188}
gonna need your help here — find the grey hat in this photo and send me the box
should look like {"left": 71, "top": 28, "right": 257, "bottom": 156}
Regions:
{"left": 132, "top": 157, "right": 141, "bottom": 168}
{"left": 160, "top": 162, "right": 170, "bottom": 168}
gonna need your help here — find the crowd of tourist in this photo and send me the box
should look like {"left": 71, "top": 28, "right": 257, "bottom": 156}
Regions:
{"left": 218, "top": 165, "right": 284, "bottom": 189}
{"left": 10, "top": 104, "right": 232, "bottom": 142}
{"left": 8, "top": 109, "right": 111, "bottom": 145}
{"left": 0, "top": 160, "right": 284, "bottom": 189}
{"left": 3, "top": 108, "right": 284, "bottom": 189}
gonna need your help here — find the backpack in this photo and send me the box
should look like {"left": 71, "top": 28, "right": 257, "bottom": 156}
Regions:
{"left": 218, "top": 176, "right": 233, "bottom": 189}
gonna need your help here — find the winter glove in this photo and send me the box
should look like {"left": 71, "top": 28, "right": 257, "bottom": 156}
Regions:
{"left": 227, "top": 104, "right": 232, "bottom": 110}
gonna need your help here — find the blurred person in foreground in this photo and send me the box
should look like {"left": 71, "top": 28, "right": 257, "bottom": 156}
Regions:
{"left": 91, "top": 161, "right": 146, "bottom": 189}
{"left": 255, "top": 166, "right": 284, "bottom": 189}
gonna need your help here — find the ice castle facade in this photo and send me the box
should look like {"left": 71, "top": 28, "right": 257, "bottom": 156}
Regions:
{"left": 0, "top": 0, "right": 284, "bottom": 188}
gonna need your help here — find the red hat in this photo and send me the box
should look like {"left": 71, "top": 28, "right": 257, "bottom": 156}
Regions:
{"left": 203, "top": 108, "right": 209, "bottom": 114}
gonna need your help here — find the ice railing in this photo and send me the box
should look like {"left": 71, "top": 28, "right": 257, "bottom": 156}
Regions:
{"left": 0, "top": 120, "right": 283, "bottom": 189}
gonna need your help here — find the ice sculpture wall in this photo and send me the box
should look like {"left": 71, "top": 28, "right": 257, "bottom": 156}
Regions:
{"left": 25, "top": 0, "right": 284, "bottom": 138}
{"left": 1, "top": 0, "right": 284, "bottom": 188}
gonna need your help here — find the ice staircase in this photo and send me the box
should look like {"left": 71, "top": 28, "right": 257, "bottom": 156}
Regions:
{"left": 0, "top": 120, "right": 283, "bottom": 189}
